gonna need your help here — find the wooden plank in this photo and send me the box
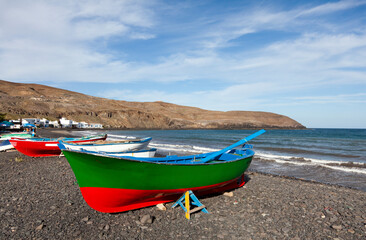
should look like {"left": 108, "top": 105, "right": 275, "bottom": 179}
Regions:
{"left": 190, "top": 205, "right": 206, "bottom": 214}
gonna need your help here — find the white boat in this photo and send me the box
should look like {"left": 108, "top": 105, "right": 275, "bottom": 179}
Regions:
{"left": 58, "top": 145, "right": 157, "bottom": 158}
{"left": 60, "top": 137, "right": 152, "bottom": 152}
{"left": 0, "top": 132, "right": 34, "bottom": 140}
{"left": 107, "top": 148, "right": 157, "bottom": 157}
{"left": 0, "top": 132, "right": 35, "bottom": 151}
{"left": 0, "top": 140, "right": 14, "bottom": 152}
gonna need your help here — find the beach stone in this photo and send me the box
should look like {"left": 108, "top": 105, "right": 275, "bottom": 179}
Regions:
{"left": 81, "top": 217, "right": 89, "bottom": 222}
{"left": 104, "top": 224, "right": 110, "bottom": 231}
{"left": 73, "top": 230, "right": 81, "bottom": 237}
{"left": 331, "top": 225, "right": 342, "bottom": 230}
{"left": 140, "top": 215, "right": 153, "bottom": 224}
{"left": 156, "top": 203, "right": 166, "bottom": 211}
{"left": 35, "top": 223, "right": 44, "bottom": 230}
{"left": 223, "top": 192, "right": 234, "bottom": 197}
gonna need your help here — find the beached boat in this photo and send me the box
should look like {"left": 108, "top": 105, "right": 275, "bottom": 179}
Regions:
{"left": 0, "top": 132, "right": 34, "bottom": 140}
{"left": 0, "top": 140, "right": 14, "bottom": 152}
{"left": 9, "top": 134, "right": 107, "bottom": 157}
{"left": 61, "top": 130, "right": 265, "bottom": 213}
{"left": 0, "top": 132, "right": 35, "bottom": 151}
{"left": 58, "top": 142, "right": 157, "bottom": 158}
{"left": 59, "top": 137, "right": 152, "bottom": 152}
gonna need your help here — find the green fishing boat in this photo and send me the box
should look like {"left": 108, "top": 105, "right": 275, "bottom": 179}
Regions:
{"left": 60, "top": 130, "right": 265, "bottom": 213}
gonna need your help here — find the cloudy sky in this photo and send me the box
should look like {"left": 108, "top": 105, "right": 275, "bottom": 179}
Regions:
{"left": 1, "top": 0, "right": 366, "bottom": 128}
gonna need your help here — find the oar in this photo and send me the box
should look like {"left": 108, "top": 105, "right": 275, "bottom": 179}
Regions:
{"left": 200, "top": 129, "right": 266, "bottom": 163}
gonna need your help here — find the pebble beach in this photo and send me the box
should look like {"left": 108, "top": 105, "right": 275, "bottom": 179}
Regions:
{"left": 1, "top": 129, "right": 365, "bottom": 239}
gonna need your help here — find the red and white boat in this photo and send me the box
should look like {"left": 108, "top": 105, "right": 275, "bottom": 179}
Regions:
{"left": 9, "top": 134, "right": 107, "bottom": 157}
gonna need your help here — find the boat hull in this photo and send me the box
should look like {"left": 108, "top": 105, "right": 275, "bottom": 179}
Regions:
{"left": 0, "top": 132, "right": 33, "bottom": 140}
{"left": 80, "top": 175, "right": 246, "bottom": 213}
{"left": 61, "top": 137, "right": 151, "bottom": 152}
{"left": 62, "top": 149, "right": 252, "bottom": 213}
{"left": 10, "top": 135, "right": 107, "bottom": 157}
{"left": 0, "top": 140, "right": 14, "bottom": 151}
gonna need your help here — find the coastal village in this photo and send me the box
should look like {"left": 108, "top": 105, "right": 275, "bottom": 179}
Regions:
{"left": 1, "top": 117, "right": 103, "bottom": 130}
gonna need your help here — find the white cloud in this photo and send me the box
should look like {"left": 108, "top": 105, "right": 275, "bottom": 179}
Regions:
{"left": 298, "top": 0, "right": 366, "bottom": 16}
{"left": 0, "top": 0, "right": 157, "bottom": 82}
{"left": 290, "top": 93, "right": 366, "bottom": 104}
{"left": 1, "top": 0, "right": 366, "bottom": 101}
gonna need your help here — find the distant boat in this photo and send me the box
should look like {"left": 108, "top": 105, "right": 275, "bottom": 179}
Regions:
{"left": 58, "top": 142, "right": 157, "bottom": 158}
{"left": 59, "top": 137, "right": 152, "bottom": 153}
{"left": 0, "top": 132, "right": 35, "bottom": 151}
{"left": 0, "top": 140, "right": 14, "bottom": 152}
{"left": 61, "top": 130, "right": 265, "bottom": 213}
{"left": 0, "top": 132, "right": 34, "bottom": 140}
{"left": 9, "top": 134, "right": 107, "bottom": 157}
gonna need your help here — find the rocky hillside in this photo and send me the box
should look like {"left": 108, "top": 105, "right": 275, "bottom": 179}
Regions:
{"left": 0, "top": 80, "right": 305, "bottom": 129}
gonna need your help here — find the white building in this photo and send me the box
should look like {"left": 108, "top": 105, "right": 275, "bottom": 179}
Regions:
{"left": 78, "top": 122, "right": 89, "bottom": 128}
{"left": 39, "top": 118, "right": 49, "bottom": 127}
{"left": 9, "top": 119, "right": 29, "bottom": 129}
{"left": 7, "top": 117, "right": 101, "bottom": 129}
{"left": 59, "top": 117, "right": 73, "bottom": 128}
{"left": 89, "top": 123, "right": 103, "bottom": 129}
{"left": 71, "top": 121, "right": 79, "bottom": 129}
{"left": 23, "top": 118, "right": 40, "bottom": 126}
{"left": 49, "top": 120, "right": 60, "bottom": 128}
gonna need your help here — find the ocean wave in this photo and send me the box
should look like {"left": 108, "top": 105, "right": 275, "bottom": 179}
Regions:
{"left": 258, "top": 146, "right": 360, "bottom": 159}
{"left": 255, "top": 152, "right": 366, "bottom": 175}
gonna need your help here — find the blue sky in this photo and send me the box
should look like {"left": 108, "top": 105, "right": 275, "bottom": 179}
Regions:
{"left": 1, "top": 0, "right": 366, "bottom": 128}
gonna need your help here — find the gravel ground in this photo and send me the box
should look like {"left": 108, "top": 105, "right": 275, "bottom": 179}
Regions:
{"left": 1, "top": 129, "right": 365, "bottom": 239}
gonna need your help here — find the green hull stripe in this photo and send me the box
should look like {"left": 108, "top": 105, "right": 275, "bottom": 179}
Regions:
{"left": 63, "top": 151, "right": 252, "bottom": 190}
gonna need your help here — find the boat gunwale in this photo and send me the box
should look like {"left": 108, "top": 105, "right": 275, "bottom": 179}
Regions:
{"left": 68, "top": 147, "right": 158, "bottom": 155}
{"left": 61, "top": 148, "right": 254, "bottom": 166}
{"left": 9, "top": 134, "right": 107, "bottom": 143}
{"left": 62, "top": 137, "right": 152, "bottom": 146}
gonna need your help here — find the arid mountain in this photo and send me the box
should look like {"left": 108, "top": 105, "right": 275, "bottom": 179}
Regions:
{"left": 0, "top": 80, "right": 305, "bottom": 129}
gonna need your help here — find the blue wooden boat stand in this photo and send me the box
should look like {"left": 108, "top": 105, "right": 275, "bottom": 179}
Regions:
{"left": 172, "top": 190, "right": 209, "bottom": 219}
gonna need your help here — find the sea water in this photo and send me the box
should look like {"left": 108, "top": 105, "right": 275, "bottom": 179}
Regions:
{"left": 75, "top": 129, "right": 366, "bottom": 191}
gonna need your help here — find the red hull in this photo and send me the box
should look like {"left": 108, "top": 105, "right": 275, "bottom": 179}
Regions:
{"left": 79, "top": 174, "right": 246, "bottom": 213}
{"left": 9, "top": 135, "right": 106, "bottom": 157}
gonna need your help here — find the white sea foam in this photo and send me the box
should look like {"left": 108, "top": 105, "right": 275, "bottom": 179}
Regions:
{"left": 256, "top": 152, "right": 366, "bottom": 175}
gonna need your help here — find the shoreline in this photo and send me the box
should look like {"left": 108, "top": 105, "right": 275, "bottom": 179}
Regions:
{"left": 33, "top": 126, "right": 306, "bottom": 134}
{"left": 36, "top": 128, "right": 366, "bottom": 192}
{"left": 1, "top": 150, "right": 365, "bottom": 239}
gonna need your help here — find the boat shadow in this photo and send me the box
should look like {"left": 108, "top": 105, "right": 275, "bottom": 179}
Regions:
{"left": 199, "top": 173, "right": 251, "bottom": 200}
